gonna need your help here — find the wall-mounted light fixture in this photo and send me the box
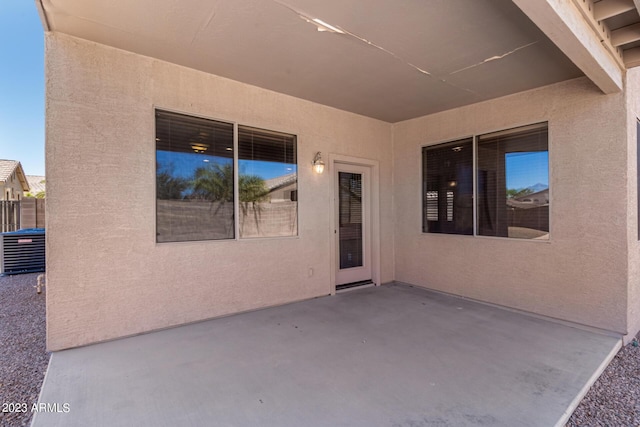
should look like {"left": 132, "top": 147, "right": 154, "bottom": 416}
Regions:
{"left": 313, "top": 152, "right": 325, "bottom": 174}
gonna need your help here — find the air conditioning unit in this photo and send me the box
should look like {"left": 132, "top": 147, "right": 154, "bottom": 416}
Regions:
{"left": 0, "top": 228, "right": 45, "bottom": 275}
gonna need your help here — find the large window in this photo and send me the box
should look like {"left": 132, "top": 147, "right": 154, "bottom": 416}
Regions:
{"left": 422, "top": 123, "right": 549, "bottom": 240}
{"left": 155, "top": 110, "right": 297, "bottom": 243}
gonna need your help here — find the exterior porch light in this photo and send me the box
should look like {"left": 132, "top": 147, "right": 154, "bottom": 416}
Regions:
{"left": 313, "top": 152, "right": 325, "bottom": 174}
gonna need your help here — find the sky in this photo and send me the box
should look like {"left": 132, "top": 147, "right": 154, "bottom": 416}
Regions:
{"left": 506, "top": 151, "right": 549, "bottom": 190}
{"left": 0, "top": 1, "right": 45, "bottom": 176}
{"left": 157, "top": 151, "right": 297, "bottom": 181}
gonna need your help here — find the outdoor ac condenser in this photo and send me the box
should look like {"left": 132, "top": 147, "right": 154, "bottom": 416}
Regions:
{"left": 0, "top": 228, "right": 45, "bottom": 275}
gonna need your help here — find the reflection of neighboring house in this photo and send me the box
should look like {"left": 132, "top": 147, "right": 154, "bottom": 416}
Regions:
{"left": 264, "top": 173, "right": 297, "bottom": 202}
{"left": 25, "top": 175, "right": 46, "bottom": 197}
{"left": 0, "top": 160, "right": 29, "bottom": 201}
{"left": 507, "top": 188, "right": 549, "bottom": 209}
{"left": 506, "top": 188, "right": 550, "bottom": 238}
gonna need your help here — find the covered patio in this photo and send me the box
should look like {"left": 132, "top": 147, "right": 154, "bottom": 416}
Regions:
{"left": 33, "top": 283, "right": 620, "bottom": 427}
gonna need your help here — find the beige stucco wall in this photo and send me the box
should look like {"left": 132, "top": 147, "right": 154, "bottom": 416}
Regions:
{"left": 47, "top": 31, "right": 637, "bottom": 350}
{"left": 626, "top": 67, "right": 640, "bottom": 343}
{"left": 45, "top": 33, "right": 394, "bottom": 350}
{"left": 393, "top": 77, "right": 629, "bottom": 333}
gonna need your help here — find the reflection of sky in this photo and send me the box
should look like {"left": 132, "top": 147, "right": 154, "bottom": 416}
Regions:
{"left": 157, "top": 150, "right": 232, "bottom": 179}
{"left": 157, "top": 151, "right": 296, "bottom": 180}
{"left": 239, "top": 160, "right": 297, "bottom": 179}
{"left": 506, "top": 151, "right": 548, "bottom": 190}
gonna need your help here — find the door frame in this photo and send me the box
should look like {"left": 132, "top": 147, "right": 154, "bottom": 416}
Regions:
{"left": 329, "top": 154, "right": 381, "bottom": 295}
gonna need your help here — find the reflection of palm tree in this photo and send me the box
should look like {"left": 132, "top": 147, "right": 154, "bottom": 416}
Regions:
{"left": 156, "top": 163, "right": 189, "bottom": 200}
{"left": 191, "top": 163, "right": 270, "bottom": 231}
{"left": 239, "top": 175, "right": 269, "bottom": 232}
{"left": 191, "top": 163, "right": 234, "bottom": 236}
{"left": 192, "top": 163, "right": 234, "bottom": 203}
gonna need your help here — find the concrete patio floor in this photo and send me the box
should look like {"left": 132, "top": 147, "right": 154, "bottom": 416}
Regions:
{"left": 33, "top": 283, "right": 621, "bottom": 427}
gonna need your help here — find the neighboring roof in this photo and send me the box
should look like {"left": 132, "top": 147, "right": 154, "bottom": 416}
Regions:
{"left": 508, "top": 188, "right": 549, "bottom": 210}
{"left": 264, "top": 173, "right": 297, "bottom": 191}
{"left": 0, "top": 160, "right": 19, "bottom": 182}
{"left": 0, "top": 160, "right": 29, "bottom": 191}
{"left": 26, "top": 175, "right": 46, "bottom": 194}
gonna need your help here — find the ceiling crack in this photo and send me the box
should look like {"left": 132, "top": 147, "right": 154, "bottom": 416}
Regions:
{"left": 271, "top": 0, "right": 433, "bottom": 77}
{"left": 449, "top": 41, "right": 540, "bottom": 75}
{"left": 191, "top": 9, "right": 217, "bottom": 46}
{"left": 326, "top": 25, "right": 433, "bottom": 77}
{"left": 271, "top": 0, "right": 484, "bottom": 98}
{"left": 437, "top": 79, "right": 481, "bottom": 97}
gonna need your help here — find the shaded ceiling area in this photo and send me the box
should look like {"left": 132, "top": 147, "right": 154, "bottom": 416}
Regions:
{"left": 40, "top": 0, "right": 584, "bottom": 123}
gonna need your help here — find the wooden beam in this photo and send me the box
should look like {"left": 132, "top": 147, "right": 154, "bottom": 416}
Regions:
{"left": 624, "top": 46, "right": 640, "bottom": 67}
{"left": 512, "top": 0, "right": 623, "bottom": 93}
{"left": 634, "top": 0, "right": 640, "bottom": 18}
{"left": 571, "top": 0, "right": 626, "bottom": 69}
{"left": 594, "top": 0, "right": 636, "bottom": 21}
{"left": 611, "top": 22, "right": 640, "bottom": 46}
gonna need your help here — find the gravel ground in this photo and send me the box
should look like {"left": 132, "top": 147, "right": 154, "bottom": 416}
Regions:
{"left": 0, "top": 272, "right": 639, "bottom": 426}
{"left": 566, "top": 337, "right": 640, "bottom": 426}
{"left": 0, "top": 273, "right": 49, "bottom": 427}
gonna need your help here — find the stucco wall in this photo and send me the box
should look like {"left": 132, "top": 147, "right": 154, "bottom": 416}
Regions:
{"left": 393, "top": 77, "right": 629, "bottom": 333}
{"left": 45, "top": 33, "right": 394, "bottom": 350}
{"left": 47, "top": 31, "right": 635, "bottom": 350}
{"left": 626, "top": 67, "right": 640, "bottom": 343}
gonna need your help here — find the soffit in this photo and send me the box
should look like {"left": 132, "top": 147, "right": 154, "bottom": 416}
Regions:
{"left": 40, "top": 0, "right": 583, "bottom": 123}
{"left": 566, "top": 0, "right": 640, "bottom": 69}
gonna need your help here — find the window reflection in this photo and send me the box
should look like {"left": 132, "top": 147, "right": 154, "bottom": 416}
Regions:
{"left": 423, "top": 123, "right": 549, "bottom": 240}
{"left": 422, "top": 139, "right": 474, "bottom": 235}
{"left": 477, "top": 124, "right": 549, "bottom": 239}
{"left": 155, "top": 110, "right": 234, "bottom": 242}
{"left": 238, "top": 125, "right": 297, "bottom": 238}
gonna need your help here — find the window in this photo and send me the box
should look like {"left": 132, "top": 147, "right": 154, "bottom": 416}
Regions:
{"left": 155, "top": 110, "right": 298, "bottom": 243}
{"left": 477, "top": 123, "right": 548, "bottom": 239}
{"left": 422, "top": 138, "right": 473, "bottom": 235}
{"left": 238, "top": 125, "right": 297, "bottom": 238}
{"left": 422, "top": 123, "right": 549, "bottom": 240}
{"left": 156, "top": 110, "right": 235, "bottom": 243}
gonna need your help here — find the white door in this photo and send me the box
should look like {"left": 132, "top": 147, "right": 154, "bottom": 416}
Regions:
{"left": 335, "top": 164, "right": 372, "bottom": 286}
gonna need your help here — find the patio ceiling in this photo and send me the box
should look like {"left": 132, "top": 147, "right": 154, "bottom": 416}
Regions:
{"left": 36, "top": 0, "right": 639, "bottom": 122}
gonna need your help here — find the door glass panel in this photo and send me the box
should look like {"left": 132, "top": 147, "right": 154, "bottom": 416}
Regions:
{"left": 339, "top": 172, "right": 363, "bottom": 269}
